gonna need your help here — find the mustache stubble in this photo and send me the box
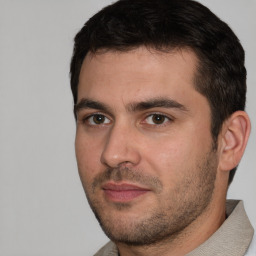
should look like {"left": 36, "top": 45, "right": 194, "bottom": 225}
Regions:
{"left": 91, "top": 167, "right": 163, "bottom": 194}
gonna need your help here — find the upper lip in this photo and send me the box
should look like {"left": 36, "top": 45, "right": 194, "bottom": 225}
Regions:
{"left": 102, "top": 182, "right": 150, "bottom": 191}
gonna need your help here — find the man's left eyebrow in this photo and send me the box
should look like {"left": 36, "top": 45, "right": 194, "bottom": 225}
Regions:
{"left": 127, "top": 98, "right": 188, "bottom": 112}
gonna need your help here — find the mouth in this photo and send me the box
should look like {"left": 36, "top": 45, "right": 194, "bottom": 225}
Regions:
{"left": 102, "top": 182, "right": 151, "bottom": 202}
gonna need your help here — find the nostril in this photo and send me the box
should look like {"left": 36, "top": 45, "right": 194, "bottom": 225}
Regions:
{"left": 118, "top": 161, "right": 134, "bottom": 168}
{"left": 100, "top": 144, "right": 141, "bottom": 168}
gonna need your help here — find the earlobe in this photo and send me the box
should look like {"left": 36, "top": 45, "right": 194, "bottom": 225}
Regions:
{"left": 219, "top": 111, "right": 251, "bottom": 172}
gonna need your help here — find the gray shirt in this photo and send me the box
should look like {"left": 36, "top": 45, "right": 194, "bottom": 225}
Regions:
{"left": 94, "top": 200, "right": 254, "bottom": 256}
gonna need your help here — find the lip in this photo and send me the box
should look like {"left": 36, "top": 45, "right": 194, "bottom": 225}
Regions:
{"left": 102, "top": 182, "right": 150, "bottom": 202}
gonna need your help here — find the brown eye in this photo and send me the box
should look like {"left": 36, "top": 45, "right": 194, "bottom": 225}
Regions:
{"left": 152, "top": 114, "right": 166, "bottom": 124}
{"left": 93, "top": 115, "right": 105, "bottom": 124}
{"left": 145, "top": 114, "right": 170, "bottom": 125}
{"left": 87, "top": 114, "right": 110, "bottom": 125}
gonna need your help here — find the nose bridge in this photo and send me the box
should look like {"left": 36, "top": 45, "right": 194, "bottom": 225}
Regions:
{"left": 100, "top": 120, "right": 141, "bottom": 168}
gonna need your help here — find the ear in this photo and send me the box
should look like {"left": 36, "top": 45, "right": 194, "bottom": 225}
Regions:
{"left": 218, "top": 111, "right": 251, "bottom": 172}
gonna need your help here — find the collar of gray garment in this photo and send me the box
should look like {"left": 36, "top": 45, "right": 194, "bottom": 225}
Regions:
{"left": 187, "top": 200, "right": 254, "bottom": 256}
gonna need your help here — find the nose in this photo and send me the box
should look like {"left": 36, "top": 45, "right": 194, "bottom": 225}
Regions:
{"left": 100, "top": 122, "right": 141, "bottom": 168}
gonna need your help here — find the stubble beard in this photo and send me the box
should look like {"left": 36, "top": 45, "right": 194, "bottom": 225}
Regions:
{"left": 82, "top": 148, "right": 218, "bottom": 247}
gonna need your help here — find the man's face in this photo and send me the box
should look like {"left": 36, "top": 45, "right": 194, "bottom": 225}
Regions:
{"left": 75, "top": 47, "right": 218, "bottom": 245}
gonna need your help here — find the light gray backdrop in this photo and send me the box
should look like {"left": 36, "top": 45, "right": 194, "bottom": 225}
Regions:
{"left": 0, "top": 0, "right": 255, "bottom": 255}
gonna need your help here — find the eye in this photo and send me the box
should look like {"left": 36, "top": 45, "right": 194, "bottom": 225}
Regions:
{"left": 86, "top": 114, "right": 111, "bottom": 125}
{"left": 145, "top": 114, "right": 171, "bottom": 125}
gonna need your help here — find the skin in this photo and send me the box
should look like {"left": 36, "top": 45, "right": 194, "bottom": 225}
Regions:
{"left": 75, "top": 47, "right": 249, "bottom": 256}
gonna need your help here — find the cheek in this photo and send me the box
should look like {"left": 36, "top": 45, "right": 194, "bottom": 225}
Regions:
{"left": 75, "top": 132, "right": 104, "bottom": 182}
{"left": 142, "top": 135, "right": 200, "bottom": 183}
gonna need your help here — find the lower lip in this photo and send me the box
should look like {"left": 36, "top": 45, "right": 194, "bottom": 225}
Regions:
{"left": 103, "top": 189, "right": 149, "bottom": 202}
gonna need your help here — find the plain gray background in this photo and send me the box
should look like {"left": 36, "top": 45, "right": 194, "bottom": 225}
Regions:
{"left": 0, "top": 0, "right": 255, "bottom": 255}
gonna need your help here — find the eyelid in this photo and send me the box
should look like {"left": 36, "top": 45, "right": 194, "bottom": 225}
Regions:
{"left": 145, "top": 112, "right": 174, "bottom": 120}
{"left": 78, "top": 111, "right": 174, "bottom": 126}
{"left": 81, "top": 112, "right": 112, "bottom": 125}
{"left": 142, "top": 112, "right": 175, "bottom": 125}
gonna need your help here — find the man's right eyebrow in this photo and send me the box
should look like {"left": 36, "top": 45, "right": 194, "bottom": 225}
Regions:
{"left": 74, "top": 98, "right": 111, "bottom": 114}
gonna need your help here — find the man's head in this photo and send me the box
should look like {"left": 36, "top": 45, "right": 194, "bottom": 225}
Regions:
{"left": 70, "top": 0, "right": 247, "bottom": 185}
{"left": 70, "top": 0, "right": 250, "bottom": 250}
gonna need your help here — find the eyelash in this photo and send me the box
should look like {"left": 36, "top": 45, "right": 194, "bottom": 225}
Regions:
{"left": 81, "top": 112, "right": 174, "bottom": 127}
{"left": 82, "top": 113, "right": 111, "bottom": 126}
{"left": 143, "top": 113, "right": 173, "bottom": 127}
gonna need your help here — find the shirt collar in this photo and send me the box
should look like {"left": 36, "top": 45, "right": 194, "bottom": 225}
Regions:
{"left": 187, "top": 200, "right": 254, "bottom": 256}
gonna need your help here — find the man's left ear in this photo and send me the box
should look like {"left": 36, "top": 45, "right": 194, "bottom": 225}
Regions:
{"left": 219, "top": 111, "right": 251, "bottom": 172}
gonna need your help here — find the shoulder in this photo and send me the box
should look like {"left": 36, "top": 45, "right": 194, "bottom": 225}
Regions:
{"left": 94, "top": 241, "right": 118, "bottom": 256}
{"left": 245, "top": 234, "right": 256, "bottom": 256}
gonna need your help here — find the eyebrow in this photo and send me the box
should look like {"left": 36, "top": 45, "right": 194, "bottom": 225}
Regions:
{"left": 74, "top": 98, "right": 111, "bottom": 115}
{"left": 75, "top": 97, "right": 188, "bottom": 115}
{"left": 127, "top": 97, "right": 188, "bottom": 112}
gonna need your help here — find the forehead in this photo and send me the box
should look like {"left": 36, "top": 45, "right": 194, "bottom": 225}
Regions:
{"left": 77, "top": 47, "right": 203, "bottom": 107}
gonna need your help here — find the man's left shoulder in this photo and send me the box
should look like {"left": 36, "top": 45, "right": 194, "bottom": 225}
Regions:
{"left": 245, "top": 234, "right": 256, "bottom": 256}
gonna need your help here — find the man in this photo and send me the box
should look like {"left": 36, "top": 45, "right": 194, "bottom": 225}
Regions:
{"left": 70, "top": 0, "right": 254, "bottom": 255}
